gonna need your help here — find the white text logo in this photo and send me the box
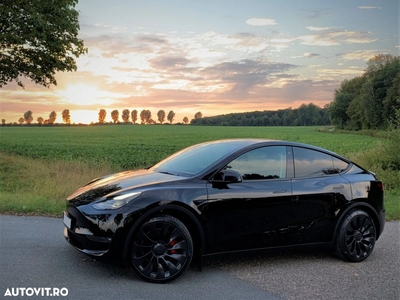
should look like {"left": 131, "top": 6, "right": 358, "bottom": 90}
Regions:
{"left": 4, "top": 287, "right": 68, "bottom": 297}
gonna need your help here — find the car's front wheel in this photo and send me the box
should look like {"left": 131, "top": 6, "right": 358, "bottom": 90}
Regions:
{"left": 333, "top": 209, "right": 376, "bottom": 262}
{"left": 129, "top": 215, "right": 193, "bottom": 283}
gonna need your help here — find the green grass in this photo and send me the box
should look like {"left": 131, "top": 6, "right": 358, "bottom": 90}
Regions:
{"left": 0, "top": 125, "right": 380, "bottom": 169}
{"left": 0, "top": 125, "right": 397, "bottom": 219}
{"left": 0, "top": 152, "right": 113, "bottom": 216}
{"left": 385, "top": 190, "right": 400, "bottom": 221}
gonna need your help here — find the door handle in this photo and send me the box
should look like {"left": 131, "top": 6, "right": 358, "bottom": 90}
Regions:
{"left": 273, "top": 189, "right": 287, "bottom": 194}
{"left": 333, "top": 185, "right": 344, "bottom": 190}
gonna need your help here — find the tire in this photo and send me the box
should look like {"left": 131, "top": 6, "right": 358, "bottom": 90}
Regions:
{"left": 333, "top": 209, "right": 376, "bottom": 262}
{"left": 129, "top": 215, "right": 193, "bottom": 283}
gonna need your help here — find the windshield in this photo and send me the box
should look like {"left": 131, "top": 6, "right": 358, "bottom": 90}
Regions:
{"left": 151, "top": 140, "right": 249, "bottom": 176}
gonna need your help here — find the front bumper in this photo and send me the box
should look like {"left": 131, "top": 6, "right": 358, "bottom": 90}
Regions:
{"left": 63, "top": 210, "right": 112, "bottom": 256}
{"left": 63, "top": 227, "right": 110, "bottom": 256}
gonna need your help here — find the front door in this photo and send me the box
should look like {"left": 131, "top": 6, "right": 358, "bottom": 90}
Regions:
{"left": 203, "top": 146, "right": 295, "bottom": 253}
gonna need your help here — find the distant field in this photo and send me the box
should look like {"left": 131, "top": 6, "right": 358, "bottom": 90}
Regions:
{"left": 0, "top": 125, "right": 380, "bottom": 170}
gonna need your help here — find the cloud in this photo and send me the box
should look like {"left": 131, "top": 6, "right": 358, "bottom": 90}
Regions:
{"left": 306, "top": 26, "right": 332, "bottom": 31}
{"left": 298, "top": 30, "right": 377, "bottom": 46}
{"left": 94, "top": 23, "right": 127, "bottom": 32}
{"left": 303, "top": 9, "right": 331, "bottom": 20}
{"left": 337, "top": 50, "right": 381, "bottom": 61}
{"left": 317, "top": 68, "right": 364, "bottom": 77}
{"left": 246, "top": 18, "right": 277, "bottom": 26}
{"left": 304, "top": 53, "right": 320, "bottom": 58}
{"left": 290, "top": 52, "right": 321, "bottom": 59}
{"left": 197, "top": 58, "right": 297, "bottom": 98}
{"left": 135, "top": 35, "right": 169, "bottom": 45}
{"left": 358, "top": 6, "right": 381, "bottom": 10}
{"left": 149, "top": 55, "right": 191, "bottom": 70}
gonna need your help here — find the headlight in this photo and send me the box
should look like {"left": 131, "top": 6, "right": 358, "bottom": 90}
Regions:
{"left": 92, "top": 192, "right": 142, "bottom": 210}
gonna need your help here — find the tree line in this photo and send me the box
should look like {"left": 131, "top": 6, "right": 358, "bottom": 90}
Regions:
{"left": 3, "top": 109, "right": 69, "bottom": 125}
{"left": 328, "top": 54, "right": 400, "bottom": 130}
{"left": 190, "top": 103, "right": 330, "bottom": 126}
{"left": 105, "top": 109, "right": 200, "bottom": 124}
{"left": 1, "top": 109, "right": 202, "bottom": 125}
{"left": 2, "top": 104, "right": 329, "bottom": 126}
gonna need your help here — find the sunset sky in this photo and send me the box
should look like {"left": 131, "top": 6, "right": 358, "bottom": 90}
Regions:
{"left": 1, "top": 0, "right": 399, "bottom": 124}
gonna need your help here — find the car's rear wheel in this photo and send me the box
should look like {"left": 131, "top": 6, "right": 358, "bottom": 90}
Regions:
{"left": 333, "top": 209, "right": 376, "bottom": 262}
{"left": 129, "top": 215, "right": 193, "bottom": 283}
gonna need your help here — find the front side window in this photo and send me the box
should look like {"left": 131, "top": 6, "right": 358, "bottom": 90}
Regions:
{"left": 152, "top": 140, "right": 250, "bottom": 176}
{"left": 227, "top": 146, "right": 287, "bottom": 180}
{"left": 293, "top": 147, "right": 349, "bottom": 178}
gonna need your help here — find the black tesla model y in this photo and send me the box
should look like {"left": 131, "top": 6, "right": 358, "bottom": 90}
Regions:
{"left": 63, "top": 139, "right": 385, "bottom": 283}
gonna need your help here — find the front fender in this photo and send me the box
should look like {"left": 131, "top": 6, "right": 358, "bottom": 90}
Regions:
{"left": 122, "top": 203, "right": 206, "bottom": 264}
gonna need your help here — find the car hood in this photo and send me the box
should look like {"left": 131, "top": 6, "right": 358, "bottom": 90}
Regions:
{"left": 66, "top": 169, "right": 184, "bottom": 206}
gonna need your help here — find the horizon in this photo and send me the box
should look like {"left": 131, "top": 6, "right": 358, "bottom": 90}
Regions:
{"left": 2, "top": 102, "right": 328, "bottom": 125}
{"left": 2, "top": 104, "right": 311, "bottom": 125}
{"left": 1, "top": 0, "right": 399, "bottom": 124}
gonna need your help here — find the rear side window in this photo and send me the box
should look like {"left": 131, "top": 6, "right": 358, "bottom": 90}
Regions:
{"left": 293, "top": 147, "right": 348, "bottom": 178}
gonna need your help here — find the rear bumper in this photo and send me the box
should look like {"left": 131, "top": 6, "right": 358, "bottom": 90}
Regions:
{"left": 377, "top": 208, "right": 386, "bottom": 239}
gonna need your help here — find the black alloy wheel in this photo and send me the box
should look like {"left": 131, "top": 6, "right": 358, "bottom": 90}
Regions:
{"left": 130, "top": 215, "right": 193, "bottom": 283}
{"left": 333, "top": 209, "right": 376, "bottom": 262}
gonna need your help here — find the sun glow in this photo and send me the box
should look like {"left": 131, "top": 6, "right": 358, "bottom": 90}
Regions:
{"left": 57, "top": 84, "right": 114, "bottom": 106}
{"left": 70, "top": 110, "right": 100, "bottom": 124}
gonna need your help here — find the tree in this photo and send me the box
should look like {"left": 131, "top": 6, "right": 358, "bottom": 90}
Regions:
{"left": 49, "top": 111, "right": 57, "bottom": 124}
{"left": 122, "top": 109, "right": 130, "bottom": 123}
{"left": 194, "top": 112, "right": 202, "bottom": 119}
{"left": 37, "top": 117, "right": 44, "bottom": 124}
{"left": 0, "top": 0, "right": 87, "bottom": 88}
{"left": 98, "top": 109, "right": 106, "bottom": 123}
{"left": 328, "top": 77, "right": 365, "bottom": 129}
{"left": 62, "top": 109, "right": 70, "bottom": 124}
{"left": 327, "top": 54, "right": 400, "bottom": 130}
{"left": 18, "top": 117, "right": 24, "bottom": 124}
{"left": 183, "top": 117, "right": 188, "bottom": 124}
{"left": 140, "top": 110, "right": 146, "bottom": 124}
{"left": 383, "top": 72, "right": 400, "bottom": 118}
{"left": 346, "top": 95, "right": 365, "bottom": 130}
{"left": 167, "top": 110, "right": 175, "bottom": 124}
{"left": 157, "top": 110, "right": 166, "bottom": 124}
{"left": 131, "top": 110, "right": 138, "bottom": 124}
{"left": 23, "top": 110, "right": 33, "bottom": 124}
{"left": 111, "top": 110, "right": 119, "bottom": 123}
{"left": 361, "top": 55, "right": 400, "bottom": 129}
{"left": 140, "top": 109, "right": 151, "bottom": 124}
{"left": 1, "top": 119, "right": 5, "bottom": 125}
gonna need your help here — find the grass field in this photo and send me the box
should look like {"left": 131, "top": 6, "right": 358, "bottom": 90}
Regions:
{"left": 0, "top": 125, "right": 398, "bottom": 219}
{"left": 0, "top": 125, "right": 381, "bottom": 168}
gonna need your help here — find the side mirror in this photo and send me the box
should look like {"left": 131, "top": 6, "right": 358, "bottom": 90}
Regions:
{"left": 211, "top": 169, "right": 242, "bottom": 184}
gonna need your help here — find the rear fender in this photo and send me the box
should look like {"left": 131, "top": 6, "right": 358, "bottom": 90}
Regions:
{"left": 333, "top": 201, "right": 385, "bottom": 241}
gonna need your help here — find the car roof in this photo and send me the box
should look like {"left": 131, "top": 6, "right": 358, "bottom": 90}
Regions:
{"left": 201, "top": 138, "right": 348, "bottom": 161}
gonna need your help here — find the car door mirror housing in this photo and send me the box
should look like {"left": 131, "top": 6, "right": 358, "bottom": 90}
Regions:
{"left": 212, "top": 169, "right": 243, "bottom": 183}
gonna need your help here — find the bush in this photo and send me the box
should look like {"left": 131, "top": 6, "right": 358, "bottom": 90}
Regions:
{"left": 351, "top": 109, "right": 400, "bottom": 190}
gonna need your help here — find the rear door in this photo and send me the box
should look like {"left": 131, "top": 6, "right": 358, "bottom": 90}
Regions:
{"left": 290, "top": 146, "right": 352, "bottom": 243}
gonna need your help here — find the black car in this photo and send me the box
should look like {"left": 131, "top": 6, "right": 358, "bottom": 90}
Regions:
{"left": 63, "top": 139, "right": 385, "bottom": 283}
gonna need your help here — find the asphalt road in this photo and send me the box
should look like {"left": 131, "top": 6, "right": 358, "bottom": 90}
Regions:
{"left": 0, "top": 215, "right": 398, "bottom": 300}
